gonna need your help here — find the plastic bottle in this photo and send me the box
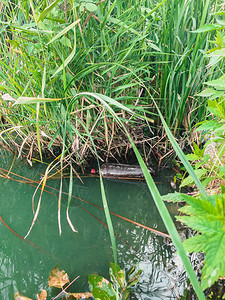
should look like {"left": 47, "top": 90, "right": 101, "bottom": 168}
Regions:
{"left": 91, "top": 163, "right": 154, "bottom": 178}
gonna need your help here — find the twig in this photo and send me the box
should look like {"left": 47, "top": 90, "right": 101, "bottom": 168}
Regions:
{"left": 52, "top": 276, "right": 80, "bottom": 300}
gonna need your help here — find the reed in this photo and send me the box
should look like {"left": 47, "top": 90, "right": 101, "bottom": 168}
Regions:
{"left": 0, "top": 0, "right": 221, "bottom": 162}
{"left": 153, "top": 0, "right": 220, "bottom": 134}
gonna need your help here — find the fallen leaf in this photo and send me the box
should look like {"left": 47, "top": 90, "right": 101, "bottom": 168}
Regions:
{"left": 49, "top": 266, "right": 69, "bottom": 288}
{"left": 37, "top": 290, "right": 47, "bottom": 300}
{"left": 66, "top": 292, "right": 93, "bottom": 299}
{"left": 14, "top": 291, "right": 33, "bottom": 300}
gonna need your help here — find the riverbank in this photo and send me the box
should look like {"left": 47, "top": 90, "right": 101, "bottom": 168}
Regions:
{"left": 0, "top": 0, "right": 218, "bottom": 171}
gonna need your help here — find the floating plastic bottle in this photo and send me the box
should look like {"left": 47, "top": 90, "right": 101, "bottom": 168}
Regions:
{"left": 91, "top": 163, "right": 154, "bottom": 178}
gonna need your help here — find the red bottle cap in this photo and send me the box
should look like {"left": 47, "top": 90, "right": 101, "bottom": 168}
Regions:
{"left": 91, "top": 169, "right": 96, "bottom": 174}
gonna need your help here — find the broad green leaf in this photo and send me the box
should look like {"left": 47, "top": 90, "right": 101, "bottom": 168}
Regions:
{"left": 192, "top": 24, "right": 223, "bottom": 33}
{"left": 60, "top": 36, "right": 72, "bottom": 48}
{"left": 214, "top": 123, "right": 225, "bottom": 135}
{"left": 181, "top": 194, "right": 216, "bottom": 215}
{"left": 184, "top": 232, "right": 225, "bottom": 290}
{"left": 212, "top": 11, "right": 225, "bottom": 16}
{"left": 183, "top": 234, "right": 209, "bottom": 253}
{"left": 207, "top": 54, "right": 225, "bottom": 68}
{"left": 196, "top": 121, "right": 217, "bottom": 131}
{"left": 197, "top": 88, "right": 224, "bottom": 99}
{"left": 185, "top": 153, "right": 201, "bottom": 161}
{"left": 161, "top": 192, "right": 187, "bottom": 203}
{"left": 201, "top": 177, "right": 214, "bottom": 188}
{"left": 205, "top": 78, "right": 225, "bottom": 91}
{"left": 197, "top": 88, "right": 215, "bottom": 97}
{"left": 88, "top": 275, "right": 117, "bottom": 300}
{"left": 176, "top": 215, "right": 222, "bottom": 235}
{"left": 180, "top": 169, "right": 208, "bottom": 188}
{"left": 201, "top": 232, "right": 225, "bottom": 290}
{"left": 206, "top": 48, "right": 225, "bottom": 58}
{"left": 85, "top": 2, "right": 97, "bottom": 12}
{"left": 207, "top": 99, "right": 225, "bottom": 119}
{"left": 109, "top": 263, "right": 125, "bottom": 289}
{"left": 180, "top": 189, "right": 225, "bottom": 291}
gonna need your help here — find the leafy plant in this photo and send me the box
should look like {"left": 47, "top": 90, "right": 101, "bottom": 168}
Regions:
{"left": 173, "top": 11, "right": 225, "bottom": 295}
{"left": 88, "top": 263, "right": 142, "bottom": 300}
{"left": 180, "top": 56, "right": 225, "bottom": 190}
{"left": 176, "top": 192, "right": 225, "bottom": 291}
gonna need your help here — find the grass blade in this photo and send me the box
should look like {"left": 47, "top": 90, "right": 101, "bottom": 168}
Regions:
{"left": 46, "top": 19, "right": 80, "bottom": 45}
{"left": 66, "top": 163, "right": 78, "bottom": 233}
{"left": 38, "top": 0, "right": 61, "bottom": 22}
{"left": 127, "top": 136, "right": 205, "bottom": 300}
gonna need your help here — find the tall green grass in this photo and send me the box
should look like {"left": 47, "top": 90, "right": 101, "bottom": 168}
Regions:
{"left": 0, "top": 0, "right": 220, "bottom": 158}
{"left": 153, "top": 0, "right": 219, "bottom": 133}
{"left": 0, "top": 0, "right": 160, "bottom": 161}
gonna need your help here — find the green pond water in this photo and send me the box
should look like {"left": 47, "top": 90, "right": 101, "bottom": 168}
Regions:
{"left": 0, "top": 154, "right": 188, "bottom": 299}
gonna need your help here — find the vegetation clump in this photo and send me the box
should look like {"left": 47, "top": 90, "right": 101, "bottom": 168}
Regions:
{"left": 0, "top": 0, "right": 218, "bottom": 167}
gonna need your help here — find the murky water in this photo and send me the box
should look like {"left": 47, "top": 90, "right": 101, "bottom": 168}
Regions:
{"left": 0, "top": 154, "right": 188, "bottom": 299}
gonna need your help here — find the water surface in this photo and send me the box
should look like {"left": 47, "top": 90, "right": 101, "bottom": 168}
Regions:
{"left": 0, "top": 154, "right": 187, "bottom": 299}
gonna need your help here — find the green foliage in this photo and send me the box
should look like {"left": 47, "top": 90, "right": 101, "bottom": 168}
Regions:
{"left": 0, "top": 0, "right": 164, "bottom": 162}
{"left": 0, "top": 0, "right": 221, "bottom": 161}
{"left": 89, "top": 274, "right": 117, "bottom": 300}
{"left": 153, "top": 0, "right": 217, "bottom": 133}
{"left": 173, "top": 7, "right": 225, "bottom": 295}
{"left": 176, "top": 193, "right": 225, "bottom": 290}
{"left": 88, "top": 263, "right": 142, "bottom": 300}
{"left": 181, "top": 90, "right": 225, "bottom": 190}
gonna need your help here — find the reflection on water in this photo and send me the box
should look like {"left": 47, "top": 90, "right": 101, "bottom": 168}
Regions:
{"left": 0, "top": 154, "right": 187, "bottom": 299}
